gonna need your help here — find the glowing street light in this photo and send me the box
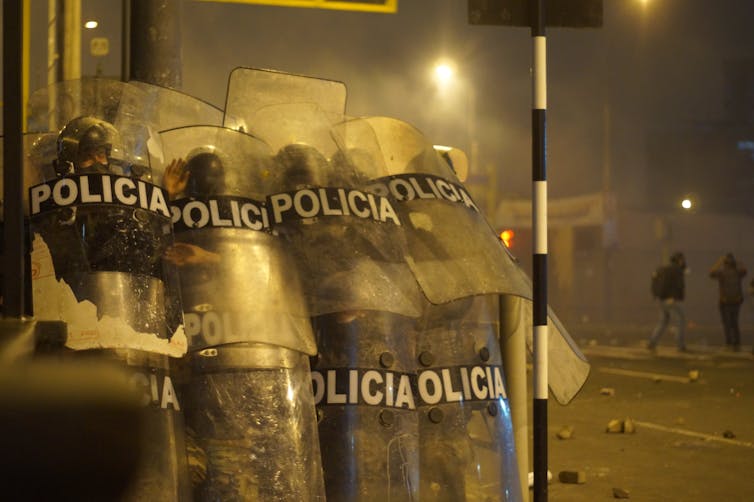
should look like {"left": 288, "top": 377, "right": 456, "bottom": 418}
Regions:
{"left": 681, "top": 198, "right": 692, "bottom": 210}
{"left": 433, "top": 61, "right": 456, "bottom": 90}
{"left": 434, "top": 63, "right": 454, "bottom": 82}
{"left": 84, "top": 20, "right": 99, "bottom": 29}
{"left": 429, "top": 58, "right": 484, "bottom": 205}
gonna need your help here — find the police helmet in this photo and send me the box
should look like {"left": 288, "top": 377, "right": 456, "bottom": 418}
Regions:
{"left": 273, "top": 143, "right": 329, "bottom": 191}
{"left": 56, "top": 116, "right": 121, "bottom": 174}
{"left": 329, "top": 148, "right": 375, "bottom": 187}
{"left": 184, "top": 147, "right": 226, "bottom": 197}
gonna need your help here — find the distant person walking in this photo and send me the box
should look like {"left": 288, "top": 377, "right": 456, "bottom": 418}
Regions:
{"left": 709, "top": 253, "right": 747, "bottom": 351}
{"left": 648, "top": 252, "right": 688, "bottom": 352}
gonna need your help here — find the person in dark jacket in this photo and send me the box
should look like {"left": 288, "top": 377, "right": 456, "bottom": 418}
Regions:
{"left": 647, "top": 252, "right": 688, "bottom": 352}
{"left": 709, "top": 253, "right": 747, "bottom": 351}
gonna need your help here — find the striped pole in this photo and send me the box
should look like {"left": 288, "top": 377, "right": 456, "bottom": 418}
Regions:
{"left": 531, "top": 1, "right": 549, "bottom": 501}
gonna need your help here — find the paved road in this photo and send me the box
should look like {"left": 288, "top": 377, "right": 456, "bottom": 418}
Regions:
{"left": 534, "top": 342, "right": 754, "bottom": 501}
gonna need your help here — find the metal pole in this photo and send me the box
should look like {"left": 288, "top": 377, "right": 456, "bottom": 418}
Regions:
{"left": 3, "top": 0, "right": 26, "bottom": 319}
{"left": 129, "top": 0, "right": 182, "bottom": 87}
{"left": 500, "top": 294, "right": 529, "bottom": 501}
{"left": 126, "top": 5, "right": 192, "bottom": 499}
{"left": 62, "top": 0, "right": 81, "bottom": 81}
{"left": 121, "top": 0, "right": 131, "bottom": 81}
{"left": 48, "top": 0, "right": 60, "bottom": 131}
{"left": 531, "top": 1, "right": 549, "bottom": 501}
{"left": 22, "top": 0, "right": 31, "bottom": 131}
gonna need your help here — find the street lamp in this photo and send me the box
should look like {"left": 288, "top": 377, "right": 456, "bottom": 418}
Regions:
{"left": 433, "top": 63, "right": 454, "bottom": 86}
{"left": 430, "top": 59, "right": 482, "bottom": 205}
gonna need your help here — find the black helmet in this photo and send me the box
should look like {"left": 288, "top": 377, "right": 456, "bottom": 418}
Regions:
{"left": 273, "top": 143, "right": 329, "bottom": 191}
{"left": 56, "top": 116, "right": 120, "bottom": 174}
{"left": 329, "top": 148, "right": 375, "bottom": 187}
{"left": 184, "top": 148, "right": 226, "bottom": 197}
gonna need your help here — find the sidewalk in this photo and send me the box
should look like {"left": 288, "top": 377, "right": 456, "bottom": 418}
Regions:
{"left": 580, "top": 340, "right": 754, "bottom": 362}
{"left": 567, "top": 321, "right": 754, "bottom": 360}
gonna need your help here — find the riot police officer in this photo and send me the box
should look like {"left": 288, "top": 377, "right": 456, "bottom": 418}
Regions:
{"left": 163, "top": 147, "right": 227, "bottom": 201}
{"left": 55, "top": 115, "right": 122, "bottom": 176}
{"left": 26, "top": 78, "right": 191, "bottom": 501}
{"left": 160, "top": 127, "right": 326, "bottom": 501}
{"left": 163, "top": 149, "right": 225, "bottom": 269}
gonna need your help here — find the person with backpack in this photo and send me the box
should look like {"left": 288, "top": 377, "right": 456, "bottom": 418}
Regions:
{"left": 647, "top": 252, "right": 688, "bottom": 352}
{"left": 709, "top": 253, "right": 747, "bottom": 351}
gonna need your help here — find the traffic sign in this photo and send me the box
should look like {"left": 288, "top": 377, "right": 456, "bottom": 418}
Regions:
{"left": 199, "top": 0, "right": 397, "bottom": 14}
{"left": 468, "top": 0, "right": 602, "bottom": 28}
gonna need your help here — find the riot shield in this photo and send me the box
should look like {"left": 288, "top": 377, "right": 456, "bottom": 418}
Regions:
{"left": 355, "top": 116, "right": 589, "bottom": 404}
{"left": 516, "top": 296, "right": 590, "bottom": 405}
{"left": 23, "top": 78, "right": 192, "bottom": 501}
{"left": 225, "top": 69, "right": 423, "bottom": 501}
{"left": 157, "top": 125, "right": 315, "bottom": 354}
{"left": 183, "top": 345, "right": 324, "bottom": 501}
{"left": 255, "top": 104, "right": 423, "bottom": 501}
{"left": 352, "top": 116, "right": 531, "bottom": 304}
{"left": 342, "top": 116, "right": 526, "bottom": 501}
{"left": 415, "top": 296, "right": 522, "bottom": 502}
{"left": 224, "top": 66, "right": 347, "bottom": 131}
{"left": 225, "top": 68, "right": 422, "bottom": 317}
{"left": 246, "top": 103, "right": 423, "bottom": 318}
{"left": 129, "top": 80, "right": 225, "bottom": 130}
{"left": 26, "top": 79, "right": 185, "bottom": 357}
{"left": 157, "top": 125, "right": 325, "bottom": 500}
{"left": 311, "top": 311, "right": 419, "bottom": 501}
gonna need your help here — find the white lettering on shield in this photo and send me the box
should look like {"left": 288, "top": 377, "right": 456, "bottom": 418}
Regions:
{"left": 268, "top": 187, "right": 400, "bottom": 226}
{"left": 30, "top": 174, "right": 170, "bottom": 218}
{"left": 311, "top": 365, "right": 506, "bottom": 408}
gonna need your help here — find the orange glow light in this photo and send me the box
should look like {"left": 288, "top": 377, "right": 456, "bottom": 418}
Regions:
{"left": 500, "top": 229, "right": 514, "bottom": 248}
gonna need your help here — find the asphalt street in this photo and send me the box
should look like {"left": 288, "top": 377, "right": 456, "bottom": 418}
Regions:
{"left": 535, "top": 341, "right": 754, "bottom": 502}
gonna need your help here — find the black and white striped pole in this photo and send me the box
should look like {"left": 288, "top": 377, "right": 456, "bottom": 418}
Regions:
{"left": 467, "top": 3, "right": 602, "bottom": 500}
{"left": 531, "top": 0, "right": 549, "bottom": 501}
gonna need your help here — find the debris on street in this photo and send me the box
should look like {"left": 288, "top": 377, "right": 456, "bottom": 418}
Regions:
{"left": 558, "top": 470, "right": 586, "bottom": 484}
{"left": 556, "top": 425, "right": 574, "bottom": 440}
{"left": 606, "top": 418, "right": 636, "bottom": 434}
{"left": 612, "top": 487, "right": 630, "bottom": 498}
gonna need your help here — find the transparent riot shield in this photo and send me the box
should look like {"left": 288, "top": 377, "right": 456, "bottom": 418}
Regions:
{"left": 183, "top": 345, "right": 323, "bottom": 501}
{"left": 249, "top": 104, "right": 422, "bottom": 318}
{"left": 157, "top": 125, "right": 315, "bottom": 354}
{"left": 354, "top": 116, "right": 532, "bottom": 304}
{"left": 258, "top": 104, "right": 423, "bottom": 501}
{"left": 225, "top": 69, "right": 423, "bottom": 501}
{"left": 339, "top": 117, "right": 529, "bottom": 501}
{"left": 224, "top": 66, "right": 348, "bottom": 131}
{"left": 355, "top": 116, "right": 588, "bottom": 405}
{"left": 26, "top": 79, "right": 185, "bottom": 356}
{"left": 311, "top": 311, "right": 419, "bottom": 501}
{"left": 129, "top": 80, "right": 225, "bottom": 130}
{"left": 24, "top": 78, "right": 191, "bottom": 501}
{"left": 415, "top": 296, "right": 522, "bottom": 502}
{"left": 157, "top": 125, "right": 325, "bottom": 501}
